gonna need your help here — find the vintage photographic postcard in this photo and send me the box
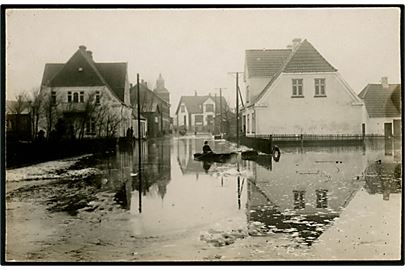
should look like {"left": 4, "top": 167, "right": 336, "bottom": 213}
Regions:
{"left": 2, "top": 6, "right": 403, "bottom": 264}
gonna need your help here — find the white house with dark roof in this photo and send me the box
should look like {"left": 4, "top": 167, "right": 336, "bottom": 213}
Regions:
{"left": 40, "top": 45, "right": 132, "bottom": 138}
{"left": 242, "top": 38, "right": 364, "bottom": 136}
{"left": 358, "top": 77, "right": 401, "bottom": 137}
{"left": 175, "top": 93, "right": 228, "bottom": 133}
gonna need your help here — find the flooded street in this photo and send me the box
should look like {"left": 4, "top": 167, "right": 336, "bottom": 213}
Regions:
{"left": 6, "top": 136, "right": 402, "bottom": 261}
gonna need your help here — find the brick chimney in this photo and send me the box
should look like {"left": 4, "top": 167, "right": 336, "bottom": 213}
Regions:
{"left": 381, "top": 76, "right": 389, "bottom": 89}
{"left": 194, "top": 91, "right": 197, "bottom": 96}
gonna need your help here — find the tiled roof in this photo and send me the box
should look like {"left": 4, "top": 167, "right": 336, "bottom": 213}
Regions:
{"left": 175, "top": 95, "right": 228, "bottom": 115}
{"left": 283, "top": 40, "right": 337, "bottom": 73}
{"left": 248, "top": 39, "right": 338, "bottom": 105}
{"left": 41, "top": 48, "right": 128, "bottom": 104}
{"left": 130, "top": 83, "right": 169, "bottom": 113}
{"left": 245, "top": 49, "right": 291, "bottom": 78}
{"left": 358, "top": 84, "right": 401, "bottom": 118}
{"left": 96, "top": 63, "right": 127, "bottom": 102}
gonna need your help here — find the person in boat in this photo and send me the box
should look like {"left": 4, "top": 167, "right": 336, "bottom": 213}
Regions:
{"left": 202, "top": 141, "right": 213, "bottom": 154}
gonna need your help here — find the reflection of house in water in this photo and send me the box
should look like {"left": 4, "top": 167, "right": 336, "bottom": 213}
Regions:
{"left": 245, "top": 146, "right": 367, "bottom": 245}
{"left": 363, "top": 139, "right": 402, "bottom": 201}
{"left": 107, "top": 139, "right": 171, "bottom": 210}
{"left": 176, "top": 138, "right": 208, "bottom": 175}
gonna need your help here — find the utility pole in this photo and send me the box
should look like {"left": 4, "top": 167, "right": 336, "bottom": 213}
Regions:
{"left": 220, "top": 88, "right": 223, "bottom": 135}
{"left": 236, "top": 72, "right": 239, "bottom": 148}
{"left": 137, "top": 73, "right": 142, "bottom": 213}
{"left": 228, "top": 72, "right": 243, "bottom": 148}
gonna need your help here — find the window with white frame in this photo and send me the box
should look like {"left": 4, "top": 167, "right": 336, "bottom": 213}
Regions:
{"left": 73, "top": 92, "right": 79, "bottom": 103}
{"left": 79, "top": 91, "right": 84, "bottom": 102}
{"left": 95, "top": 91, "right": 100, "bottom": 105}
{"left": 314, "top": 78, "right": 326, "bottom": 96}
{"left": 205, "top": 104, "right": 214, "bottom": 112}
{"left": 85, "top": 117, "right": 96, "bottom": 135}
{"left": 292, "top": 79, "right": 303, "bottom": 97}
{"left": 51, "top": 91, "right": 56, "bottom": 105}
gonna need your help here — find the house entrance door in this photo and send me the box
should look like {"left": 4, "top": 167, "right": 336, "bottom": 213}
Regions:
{"left": 384, "top": 122, "right": 392, "bottom": 138}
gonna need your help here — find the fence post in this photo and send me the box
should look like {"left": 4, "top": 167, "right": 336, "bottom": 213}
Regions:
{"left": 300, "top": 134, "right": 303, "bottom": 148}
{"left": 269, "top": 134, "right": 273, "bottom": 154}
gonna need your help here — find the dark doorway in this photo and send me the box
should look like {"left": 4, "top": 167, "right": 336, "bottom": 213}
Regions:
{"left": 384, "top": 123, "right": 392, "bottom": 138}
{"left": 362, "top": 123, "right": 366, "bottom": 137}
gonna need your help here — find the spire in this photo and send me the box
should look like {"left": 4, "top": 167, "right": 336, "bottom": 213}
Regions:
{"left": 156, "top": 73, "right": 165, "bottom": 90}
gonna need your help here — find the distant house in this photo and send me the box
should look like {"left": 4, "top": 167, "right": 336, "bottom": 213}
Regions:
{"left": 40, "top": 45, "right": 132, "bottom": 138}
{"left": 175, "top": 93, "right": 228, "bottom": 134}
{"left": 358, "top": 77, "right": 401, "bottom": 138}
{"left": 242, "top": 38, "right": 363, "bottom": 136}
{"left": 6, "top": 100, "right": 32, "bottom": 141}
{"left": 130, "top": 80, "right": 171, "bottom": 138}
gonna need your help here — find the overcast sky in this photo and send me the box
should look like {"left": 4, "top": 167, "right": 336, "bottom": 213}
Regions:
{"left": 6, "top": 8, "right": 401, "bottom": 115}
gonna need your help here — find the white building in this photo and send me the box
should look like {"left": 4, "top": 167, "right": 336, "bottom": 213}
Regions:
{"left": 40, "top": 45, "right": 132, "bottom": 138}
{"left": 241, "top": 38, "right": 364, "bottom": 136}
{"left": 358, "top": 77, "right": 401, "bottom": 137}
{"left": 175, "top": 93, "right": 227, "bottom": 134}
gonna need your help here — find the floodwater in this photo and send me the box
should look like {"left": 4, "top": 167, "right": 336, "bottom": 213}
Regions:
{"left": 95, "top": 136, "right": 402, "bottom": 248}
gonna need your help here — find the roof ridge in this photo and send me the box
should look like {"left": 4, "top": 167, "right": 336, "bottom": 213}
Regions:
{"left": 249, "top": 41, "right": 300, "bottom": 104}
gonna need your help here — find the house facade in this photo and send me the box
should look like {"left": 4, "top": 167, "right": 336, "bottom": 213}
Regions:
{"left": 130, "top": 81, "right": 171, "bottom": 137}
{"left": 175, "top": 94, "right": 228, "bottom": 134}
{"left": 40, "top": 45, "right": 132, "bottom": 138}
{"left": 358, "top": 77, "right": 401, "bottom": 137}
{"left": 242, "top": 39, "right": 363, "bottom": 136}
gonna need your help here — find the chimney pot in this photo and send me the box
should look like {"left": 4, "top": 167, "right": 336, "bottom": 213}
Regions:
{"left": 79, "top": 45, "right": 87, "bottom": 51}
{"left": 292, "top": 38, "right": 302, "bottom": 50}
{"left": 86, "top": 50, "right": 93, "bottom": 60}
{"left": 381, "top": 77, "right": 389, "bottom": 88}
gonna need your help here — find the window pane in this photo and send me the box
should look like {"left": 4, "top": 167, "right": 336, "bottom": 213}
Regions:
{"left": 73, "top": 93, "right": 78, "bottom": 103}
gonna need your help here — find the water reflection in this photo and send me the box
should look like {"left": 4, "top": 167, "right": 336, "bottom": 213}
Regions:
{"left": 107, "top": 139, "right": 171, "bottom": 211}
{"left": 95, "top": 136, "right": 401, "bottom": 240}
{"left": 244, "top": 145, "right": 367, "bottom": 245}
{"left": 363, "top": 138, "right": 402, "bottom": 201}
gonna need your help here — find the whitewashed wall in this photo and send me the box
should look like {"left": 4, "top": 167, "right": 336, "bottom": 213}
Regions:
{"left": 248, "top": 72, "right": 363, "bottom": 135}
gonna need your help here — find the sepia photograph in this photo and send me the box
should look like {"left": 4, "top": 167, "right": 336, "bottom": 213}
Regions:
{"left": 2, "top": 6, "right": 403, "bottom": 264}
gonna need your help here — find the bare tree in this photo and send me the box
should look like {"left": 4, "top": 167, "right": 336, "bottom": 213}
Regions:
{"left": 27, "top": 87, "right": 44, "bottom": 140}
{"left": 7, "top": 93, "right": 29, "bottom": 139}
{"left": 41, "top": 89, "right": 62, "bottom": 138}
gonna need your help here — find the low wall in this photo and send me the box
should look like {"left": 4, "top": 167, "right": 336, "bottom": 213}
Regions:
{"left": 6, "top": 138, "right": 117, "bottom": 169}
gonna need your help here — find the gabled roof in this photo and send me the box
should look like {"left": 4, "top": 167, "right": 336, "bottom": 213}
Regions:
{"left": 283, "top": 40, "right": 337, "bottom": 73}
{"left": 130, "top": 83, "right": 169, "bottom": 113}
{"left": 175, "top": 95, "right": 228, "bottom": 115}
{"left": 245, "top": 49, "right": 291, "bottom": 78}
{"left": 248, "top": 39, "right": 339, "bottom": 105}
{"left": 358, "top": 84, "right": 401, "bottom": 118}
{"left": 41, "top": 47, "right": 128, "bottom": 104}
